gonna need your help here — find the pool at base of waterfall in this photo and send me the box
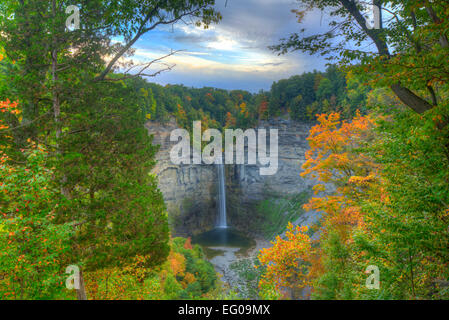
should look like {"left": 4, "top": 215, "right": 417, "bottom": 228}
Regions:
{"left": 192, "top": 228, "right": 257, "bottom": 289}
{"left": 192, "top": 228, "right": 254, "bottom": 250}
{"left": 192, "top": 228, "right": 256, "bottom": 259}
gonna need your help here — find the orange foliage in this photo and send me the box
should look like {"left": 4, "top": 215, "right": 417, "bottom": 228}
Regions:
{"left": 184, "top": 237, "right": 193, "bottom": 250}
{"left": 168, "top": 252, "right": 185, "bottom": 277}
{"left": 225, "top": 112, "right": 236, "bottom": 128}
{"left": 258, "top": 100, "right": 269, "bottom": 120}
{"left": 258, "top": 112, "right": 377, "bottom": 296}
{"left": 205, "top": 92, "right": 215, "bottom": 102}
{"left": 258, "top": 223, "right": 312, "bottom": 291}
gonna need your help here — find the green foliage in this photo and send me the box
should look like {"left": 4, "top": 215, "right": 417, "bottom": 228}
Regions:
{"left": 60, "top": 80, "right": 170, "bottom": 271}
{"left": 268, "top": 65, "right": 366, "bottom": 121}
{"left": 133, "top": 79, "right": 259, "bottom": 130}
{"left": 355, "top": 107, "right": 449, "bottom": 299}
{"left": 0, "top": 145, "right": 72, "bottom": 300}
{"left": 255, "top": 191, "right": 310, "bottom": 239}
{"left": 0, "top": 0, "right": 218, "bottom": 299}
{"left": 258, "top": 279, "right": 282, "bottom": 300}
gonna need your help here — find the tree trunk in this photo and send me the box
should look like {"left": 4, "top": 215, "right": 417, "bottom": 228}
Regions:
{"left": 76, "top": 269, "right": 88, "bottom": 300}
{"left": 390, "top": 83, "right": 434, "bottom": 114}
{"left": 340, "top": 0, "right": 437, "bottom": 115}
{"left": 51, "top": 0, "right": 70, "bottom": 198}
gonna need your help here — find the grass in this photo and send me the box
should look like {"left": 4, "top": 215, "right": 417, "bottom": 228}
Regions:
{"left": 256, "top": 190, "right": 311, "bottom": 240}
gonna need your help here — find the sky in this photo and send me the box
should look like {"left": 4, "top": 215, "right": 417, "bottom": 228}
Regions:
{"left": 129, "top": 0, "right": 330, "bottom": 92}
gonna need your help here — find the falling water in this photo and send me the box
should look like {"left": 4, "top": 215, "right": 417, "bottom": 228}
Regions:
{"left": 216, "top": 163, "right": 227, "bottom": 228}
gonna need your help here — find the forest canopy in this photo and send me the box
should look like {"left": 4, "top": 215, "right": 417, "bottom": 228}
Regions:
{"left": 0, "top": 0, "right": 448, "bottom": 302}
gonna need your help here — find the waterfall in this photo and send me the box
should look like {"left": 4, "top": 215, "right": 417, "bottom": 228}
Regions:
{"left": 216, "top": 163, "right": 227, "bottom": 228}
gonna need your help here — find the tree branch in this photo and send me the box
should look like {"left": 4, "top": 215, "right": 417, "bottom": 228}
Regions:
{"left": 424, "top": 1, "right": 449, "bottom": 48}
{"left": 102, "top": 50, "right": 181, "bottom": 82}
{"left": 340, "top": 0, "right": 434, "bottom": 114}
{"left": 94, "top": 5, "right": 206, "bottom": 82}
{"left": 1, "top": 111, "right": 51, "bottom": 132}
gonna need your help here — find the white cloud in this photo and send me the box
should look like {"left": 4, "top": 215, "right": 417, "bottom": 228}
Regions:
{"left": 133, "top": 48, "right": 297, "bottom": 74}
{"left": 206, "top": 35, "right": 238, "bottom": 51}
{"left": 127, "top": 0, "right": 328, "bottom": 91}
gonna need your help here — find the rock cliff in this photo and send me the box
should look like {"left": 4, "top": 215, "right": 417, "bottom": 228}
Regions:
{"left": 145, "top": 118, "right": 317, "bottom": 237}
{"left": 226, "top": 119, "right": 317, "bottom": 235}
{"left": 228, "top": 118, "right": 314, "bottom": 200}
{"left": 145, "top": 119, "right": 217, "bottom": 236}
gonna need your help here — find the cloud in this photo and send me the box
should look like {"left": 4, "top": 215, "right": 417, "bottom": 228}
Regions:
{"left": 130, "top": 0, "right": 328, "bottom": 91}
{"left": 260, "top": 62, "right": 285, "bottom": 67}
{"left": 133, "top": 48, "right": 295, "bottom": 74}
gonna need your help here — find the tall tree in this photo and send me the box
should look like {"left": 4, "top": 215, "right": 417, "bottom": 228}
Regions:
{"left": 0, "top": 0, "right": 220, "bottom": 299}
{"left": 271, "top": 0, "right": 449, "bottom": 118}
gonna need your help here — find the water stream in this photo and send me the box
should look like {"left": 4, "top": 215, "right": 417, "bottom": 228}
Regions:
{"left": 216, "top": 163, "right": 227, "bottom": 228}
{"left": 192, "top": 163, "right": 258, "bottom": 293}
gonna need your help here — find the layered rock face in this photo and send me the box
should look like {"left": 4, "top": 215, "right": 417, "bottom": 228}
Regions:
{"left": 145, "top": 119, "right": 217, "bottom": 236}
{"left": 146, "top": 118, "right": 317, "bottom": 236}
{"left": 226, "top": 119, "right": 317, "bottom": 233}
{"left": 228, "top": 118, "right": 315, "bottom": 201}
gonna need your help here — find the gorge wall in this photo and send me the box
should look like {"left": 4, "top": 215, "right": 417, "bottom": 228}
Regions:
{"left": 145, "top": 118, "right": 318, "bottom": 237}
{"left": 226, "top": 119, "right": 318, "bottom": 236}
{"left": 145, "top": 119, "right": 216, "bottom": 236}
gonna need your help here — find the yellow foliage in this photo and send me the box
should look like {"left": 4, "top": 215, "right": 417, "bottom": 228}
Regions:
{"left": 258, "top": 223, "right": 313, "bottom": 293}
{"left": 168, "top": 252, "right": 186, "bottom": 277}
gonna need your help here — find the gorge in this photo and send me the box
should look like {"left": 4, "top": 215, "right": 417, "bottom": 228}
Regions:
{"left": 146, "top": 117, "right": 321, "bottom": 295}
{"left": 146, "top": 117, "right": 319, "bottom": 237}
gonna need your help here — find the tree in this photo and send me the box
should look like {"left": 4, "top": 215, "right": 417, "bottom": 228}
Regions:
{"left": 0, "top": 1, "right": 220, "bottom": 298}
{"left": 272, "top": 0, "right": 449, "bottom": 118}
{"left": 266, "top": 67, "right": 353, "bottom": 121}
{"left": 61, "top": 80, "right": 170, "bottom": 272}
{"left": 299, "top": 112, "right": 377, "bottom": 299}
{"left": 1, "top": 98, "right": 72, "bottom": 299}
{"left": 258, "top": 223, "right": 312, "bottom": 299}
{"left": 0, "top": 0, "right": 220, "bottom": 147}
{"left": 355, "top": 108, "right": 449, "bottom": 299}
{"left": 296, "top": 110, "right": 449, "bottom": 299}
